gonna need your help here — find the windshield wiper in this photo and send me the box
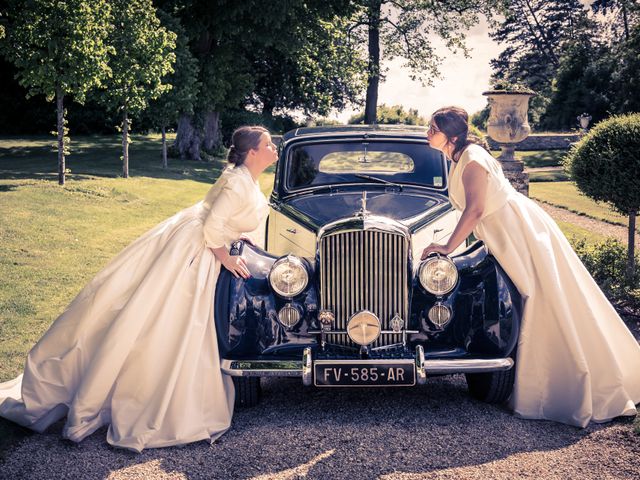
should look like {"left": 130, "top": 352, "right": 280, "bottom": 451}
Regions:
{"left": 354, "top": 174, "right": 403, "bottom": 191}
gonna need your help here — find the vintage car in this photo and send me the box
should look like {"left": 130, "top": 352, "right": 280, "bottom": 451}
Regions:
{"left": 215, "top": 125, "right": 522, "bottom": 407}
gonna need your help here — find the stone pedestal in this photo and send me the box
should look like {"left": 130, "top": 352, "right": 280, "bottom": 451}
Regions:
{"left": 501, "top": 159, "right": 529, "bottom": 197}
{"left": 483, "top": 90, "right": 535, "bottom": 197}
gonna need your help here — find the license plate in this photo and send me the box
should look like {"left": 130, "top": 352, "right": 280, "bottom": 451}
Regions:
{"left": 314, "top": 360, "right": 416, "bottom": 387}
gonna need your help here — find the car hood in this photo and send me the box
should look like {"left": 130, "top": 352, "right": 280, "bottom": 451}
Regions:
{"left": 277, "top": 190, "right": 451, "bottom": 233}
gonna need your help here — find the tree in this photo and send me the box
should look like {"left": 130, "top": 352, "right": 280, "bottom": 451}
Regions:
{"left": 489, "top": 0, "right": 593, "bottom": 126}
{"left": 247, "top": 15, "right": 365, "bottom": 119}
{"left": 566, "top": 113, "right": 640, "bottom": 280}
{"left": 348, "top": 104, "right": 427, "bottom": 125}
{"left": 99, "top": 0, "right": 176, "bottom": 178}
{"left": 157, "top": 0, "right": 363, "bottom": 161}
{"left": 144, "top": 10, "right": 199, "bottom": 169}
{"left": 346, "top": 0, "right": 500, "bottom": 124}
{"left": 2, "top": 0, "right": 112, "bottom": 185}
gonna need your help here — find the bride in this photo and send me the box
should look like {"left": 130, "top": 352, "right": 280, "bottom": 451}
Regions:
{"left": 0, "top": 126, "right": 276, "bottom": 452}
{"left": 421, "top": 106, "right": 640, "bottom": 427}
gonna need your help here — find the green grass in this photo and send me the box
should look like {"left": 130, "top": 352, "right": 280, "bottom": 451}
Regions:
{"left": 0, "top": 135, "right": 275, "bottom": 459}
{"left": 529, "top": 170, "right": 570, "bottom": 182}
{"left": 530, "top": 182, "right": 640, "bottom": 233}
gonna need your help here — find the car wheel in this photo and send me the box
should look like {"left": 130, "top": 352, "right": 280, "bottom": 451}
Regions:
{"left": 465, "top": 364, "right": 515, "bottom": 404}
{"left": 233, "top": 377, "right": 261, "bottom": 408}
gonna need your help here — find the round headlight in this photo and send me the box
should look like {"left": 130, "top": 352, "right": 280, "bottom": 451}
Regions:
{"left": 428, "top": 303, "right": 452, "bottom": 328}
{"left": 269, "top": 255, "right": 309, "bottom": 298}
{"left": 419, "top": 256, "right": 458, "bottom": 295}
{"left": 347, "top": 310, "right": 381, "bottom": 346}
{"left": 278, "top": 304, "right": 302, "bottom": 328}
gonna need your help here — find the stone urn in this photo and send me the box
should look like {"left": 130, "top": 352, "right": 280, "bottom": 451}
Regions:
{"left": 482, "top": 89, "right": 536, "bottom": 196}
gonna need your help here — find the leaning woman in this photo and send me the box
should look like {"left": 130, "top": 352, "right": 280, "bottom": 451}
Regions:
{"left": 0, "top": 126, "right": 276, "bottom": 451}
{"left": 421, "top": 106, "right": 640, "bottom": 427}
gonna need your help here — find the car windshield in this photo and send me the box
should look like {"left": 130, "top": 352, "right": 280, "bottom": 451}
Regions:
{"left": 285, "top": 140, "right": 445, "bottom": 191}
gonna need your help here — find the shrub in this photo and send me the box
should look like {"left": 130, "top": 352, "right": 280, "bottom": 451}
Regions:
{"left": 570, "top": 237, "right": 640, "bottom": 311}
{"left": 565, "top": 113, "right": 640, "bottom": 280}
{"left": 348, "top": 104, "right": 427, "bottom": 125}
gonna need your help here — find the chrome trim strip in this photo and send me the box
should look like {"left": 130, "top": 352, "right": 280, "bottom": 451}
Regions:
{"left": 423, "top": 358, "right": 514, "bottom": 374}
{"left": 221, "top": 359, "right": 302, "bottom": 377}
{"left": 221, "top": 356, "right": 514, "bottom": 377}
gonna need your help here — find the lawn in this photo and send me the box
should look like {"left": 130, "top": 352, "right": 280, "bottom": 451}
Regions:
{"left": 530, "top": 181, "right": 640, "bottom": 233}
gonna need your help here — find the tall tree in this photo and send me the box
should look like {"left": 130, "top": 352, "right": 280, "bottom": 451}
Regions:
{"left": 489, "top": 0, "right": 592, "bottom": 126}
{"left": 247, "top": 15, "right": 365, "bottom": 119}
{"left": 100, "top": 0, "right": 176, "bottom": 178}
{"left": 346, "top": 0, "right": 500, "bottom": 124}
{"left": 2, "top": 0, "right": 112, "bottom": 185}
{"left": 157, "top": 0, "right": 363, "bottom": 160}
{"left": 145, "top": 10, "right": 200, "bottom": 168}
{"left": 591, "top": 0, "right": 640, "bottom": 41}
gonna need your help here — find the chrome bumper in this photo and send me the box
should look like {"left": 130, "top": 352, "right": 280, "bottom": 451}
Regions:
{"left": 221, "top": 351, "right": 514, "bottom": 381}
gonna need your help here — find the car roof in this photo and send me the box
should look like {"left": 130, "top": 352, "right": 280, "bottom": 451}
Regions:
{"left": 282, "top": 124, "right": 429, "bottom": 142}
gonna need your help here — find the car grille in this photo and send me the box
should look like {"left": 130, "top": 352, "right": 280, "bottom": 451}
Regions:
{"left": 319, "top": 229, "right": 410, "bottom": 348}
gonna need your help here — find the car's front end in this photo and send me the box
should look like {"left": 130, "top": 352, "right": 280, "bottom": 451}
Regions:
{"left": 215, "top": 125, "right": 522, "bottom": 406}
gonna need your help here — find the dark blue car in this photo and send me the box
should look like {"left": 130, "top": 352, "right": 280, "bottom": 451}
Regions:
{"left": 216, "top": 125, "right": 522, "bottom": 407}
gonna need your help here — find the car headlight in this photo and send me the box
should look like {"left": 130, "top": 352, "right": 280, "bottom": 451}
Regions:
{"left": 419, "top": 256, "right": 458, "bottom": 295}
{"left": 269, "top": 255, "right": 309, "bottom": 298}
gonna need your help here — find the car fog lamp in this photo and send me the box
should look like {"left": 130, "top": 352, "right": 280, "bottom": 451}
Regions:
{"left": 278, "top": 304, "right": 302, "bottom": 328}
{"left": 269, "top": 255, "right": 308, "bottom": 298}
{"left": 419, "top": 256, "right": 458, "bottom": 295}
{"left": 347, "top": 310, "right": 381, "bottom": 346}
{"left": 428, "top": 303, "right": 452, "bottom": 328}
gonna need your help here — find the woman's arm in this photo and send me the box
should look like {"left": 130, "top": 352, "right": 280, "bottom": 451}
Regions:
{"left": 420, "top": 161, "right": 488, "bottom": 259}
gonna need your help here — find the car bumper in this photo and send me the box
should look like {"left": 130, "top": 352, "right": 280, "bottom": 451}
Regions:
{"left": 221, "top": 347, "right": 514, "bottom": 386}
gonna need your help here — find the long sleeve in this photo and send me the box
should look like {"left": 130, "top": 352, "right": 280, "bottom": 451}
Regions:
{"left": 202, "top": 176, "right": 246, "bottom": 249}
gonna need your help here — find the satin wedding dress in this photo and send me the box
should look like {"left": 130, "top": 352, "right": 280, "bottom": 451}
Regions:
{"left": 449, "top": 144, "right": 640, "bottom": 427}
{"left": 0, "top": 164, "right": 268, "bottom": 452}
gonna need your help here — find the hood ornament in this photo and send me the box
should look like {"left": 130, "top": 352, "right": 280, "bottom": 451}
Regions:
{"left": 358, "top": 191, "right": 369, "bottom": 217}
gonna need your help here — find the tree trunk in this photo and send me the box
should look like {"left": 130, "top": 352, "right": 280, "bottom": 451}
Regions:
{"left": 56, "top": 88, "right": 65, "bottom": 186}
{"left": 364, "top": 0, "right": 381, "bottom": 125}
{"left": 161, "top": 125, "right": 168, "bottom": 169}
{"left": 622, "top": 5, "right": 629, "bottom": 41}
{"left": 122, "top": 109, "right": 129, "bottom": 178}
{"left": 203, "top": 111, "right": 220, "bottom": 152}
{"left": 627, "top": 210, "right": 637, "bottom": 281}
{"left": 175, "top": 114, "right": 202, "bottom": 160}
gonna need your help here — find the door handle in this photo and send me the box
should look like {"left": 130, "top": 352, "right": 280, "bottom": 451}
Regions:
{"left": 286, "top": 228, "right": 297, "bottom": 234}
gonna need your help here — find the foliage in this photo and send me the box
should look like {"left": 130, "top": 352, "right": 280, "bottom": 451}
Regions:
{"left": 347, "top": 0, "right": 501, "bottom": 123}
{"left": 348, "top": 104, "right": 427, "bottom": 125}
{"left": 471, "top": 106, "right": 490, "bottom": 131}
{"left": 566, "top": 113, "right": 640, "bottom": 277}
{"left": 489, "top": 0, "right": 593, "bottom": 127}
{"left": 566, "top": 114, "right": 640, "bottom": 217}
{"left": 2, "top": 0, "right": 112, "bottom": 104}
{"left": 218, "top": 109, "right": 299, "bottom": 146}
{"left": 247, "top": 13, "right": 366, "bottom": 117}
{"left": 99, "top": 0, "right": 176, "bottom": 118}
{"left": 144, "top": 10, "right": 200, "bottom": 130}
{"left": 571, "top": 237, "right": 640, "bottom": 309}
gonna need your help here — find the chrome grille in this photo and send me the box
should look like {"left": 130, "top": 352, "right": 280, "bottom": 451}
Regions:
{"left": 319, "top": 229, "right": 409, "bottom": 347}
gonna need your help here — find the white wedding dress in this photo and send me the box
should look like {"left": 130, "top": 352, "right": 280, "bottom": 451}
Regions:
{"left": 449, "top": 144, "right": 640, "bottom": 427}
{"left": 0, "top": 164, "right": 269, "bottom": 452}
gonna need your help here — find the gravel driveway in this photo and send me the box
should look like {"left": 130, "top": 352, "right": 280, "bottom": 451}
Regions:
{"left": 1, "top": 374, "right": 638, "bottom": 480}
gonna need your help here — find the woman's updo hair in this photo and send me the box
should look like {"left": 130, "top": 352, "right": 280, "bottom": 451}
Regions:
{"left": 227, "top": 125, "right": 269, "bottom": 166}
{"left": 430, "top": 106, "right": 490, "bottom": 162}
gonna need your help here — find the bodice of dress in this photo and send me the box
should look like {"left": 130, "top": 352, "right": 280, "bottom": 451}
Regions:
{"left": 448, "top": 144, "right": 515, "bottom": 219}
{"left": 201, "top": 164, "right": 269, "bottom": 249}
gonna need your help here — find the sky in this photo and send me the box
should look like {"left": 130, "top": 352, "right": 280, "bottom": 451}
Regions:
{"left": 334, "top": 17, "right": 503, "bottom": 123}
